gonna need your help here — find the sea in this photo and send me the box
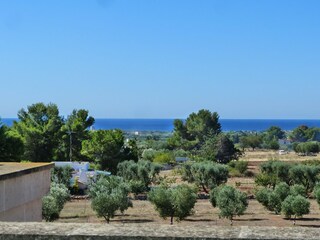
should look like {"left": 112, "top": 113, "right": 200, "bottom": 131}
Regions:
{"left": 2, "top": 118, "right": 320, "bottom": 132}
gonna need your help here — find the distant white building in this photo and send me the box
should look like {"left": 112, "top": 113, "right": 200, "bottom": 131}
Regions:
{"left": 53, "top": 162, "right": 111, "bottom": 189}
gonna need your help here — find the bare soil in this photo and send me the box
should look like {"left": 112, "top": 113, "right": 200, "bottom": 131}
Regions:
{"left": 57, "top": 150, "right": 320, "bottom": 227}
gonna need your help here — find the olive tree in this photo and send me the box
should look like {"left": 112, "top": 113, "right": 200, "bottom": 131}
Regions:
{"left": 148, "top": 184, "right": 197, "bottom": 224}
{"left": 210, "top": 186, "right": 248, "bottom": 225}
{"left": 181, "top": 161, "right": 228, "bottom": 193}
{"left": 117, "top": 160, "right": 161, "bottom": 194}
{"left": 281, "top": 195, "right": 310, "bottom": 225}
{"left": 42, "top": 183, "right": 70, "bottom": 222}
{"left": 89, "top": 176, "right": 132, "bottom": 223}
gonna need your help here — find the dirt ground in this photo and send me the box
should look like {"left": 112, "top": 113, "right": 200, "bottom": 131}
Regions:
{"left": 58, "top": 198, "right": 320, "bottom": 227}
{"left": 57, "top": 150, "right": 320, "bottom": 227}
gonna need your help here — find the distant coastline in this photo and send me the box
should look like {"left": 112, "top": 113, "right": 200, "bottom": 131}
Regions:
{"left": 2, "top": 118, "right": 320, "bottom": 132}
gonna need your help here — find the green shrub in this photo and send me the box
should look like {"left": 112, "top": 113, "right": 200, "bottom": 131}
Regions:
{"left": 89, "top": 176, "right": 132, "bottom": 223}
{"left": 42, "top": 195, "right": 60, "bottom": 222}
{"left": 51, "top": 166, "right": 73, "bottom": 187}
{"left": 290, "top": 184, "right": 307, "bottom": 197}
{"left": 50, "top": 183, "right": 70, "bottom": 212}
{"left": 281, "top": 195, "right": 310, "bottom": 225}
{"left": 255, "top": 188, "right": 272, "bottom": 208}
{"left": 182, "top": 161, "right": 228, "bottom": 193}
{"left": 41, "top": 183, "right": 70, "bottom": 222}
{"left": 117, "top": 160, "right": 161, "bottom": 194}
{"left": 148, "top": 184, "right": 197, "bottom": 224}
{"left": 210, "top": 185, "right": 247, "bottom": 225}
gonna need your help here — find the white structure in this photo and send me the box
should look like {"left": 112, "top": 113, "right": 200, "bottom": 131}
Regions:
{"left": 53, "top": 162, "right": 111, "bottom": 189}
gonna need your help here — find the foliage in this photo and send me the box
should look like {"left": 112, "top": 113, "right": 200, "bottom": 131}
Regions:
{"left": 42, "top": 195, "right": 60, "bottom": 222}
{"left": 181, "top": 161, "right": 228, "bottom": 193}
{"left": 153, "top": 151, "right": 175, "bottom": 164}
{"left": 281, "top": 195, "right": 310, "bottom": 224}
{"left": 199, "top": 134, "right": 241, "bottom": 164}
{"left": 167, "top": 109, "right": 221, "bottom": 150}
{"left": 117, "top": 160, "right": 161, "bottom": 194}
{"left": 42, "top": 183, "right": 70, "bottom": 222}
{"left": 51, "top": 166, "right": 73, "bottom": 187}
{"left": 239, "top": 134, "right": 263, "bottom": 151}
{"left": 228, "top": 161, "right": 248, "bottom": 175}
{"left": 13, "top": 102, "right": 63, "bottom": 162}
{"left": 81, "top": 129, "right": 126, "bottom": 173}
{"left": 255, "top": 161, "right": 320, "bottom": 193}
{"left": 141, "top": 148, "right": 157, "bottom": 161}
{"left": 0, "top": 123, "right": 24, "bottom": 161}
{"left": 293, "top": 141, "right": 320, "bottom": 156}
{"left": 49, "top": 183, "right": 70, "bottom": 212}
{"left": 313, "top": 184, "right": 320, "bottom": 206}
{"left": 148, "top": 184, "right": 197, "bottom": 224}
{"left": 255, "top": 187, "right": 273, "bottom": 209}
{"left": 288, "top": 164, "right": 320, "bottom": 193}
{"left": 57, "top": 109, "right": 94, "bottom": 162}
{"left": 290, "top": 184, "right": 307, "bottom": 197}
{"left": 89, "top": 176, "right": 132, "bottom": 223}
{"left": 210, "top": 185, "right": 248, "bottom": 224}
{"left": 255, "top": 182, "right": 309, "bottom": 217}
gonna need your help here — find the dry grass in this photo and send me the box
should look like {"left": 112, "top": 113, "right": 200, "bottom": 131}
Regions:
{"left": 240, "top": 150, "right": 320, "bottom": 162}
{"left": 58, "top": 198, "right": 320, "bottom": 227}
{"left": 57, "top": 150, "right": 320, "bottom": 227}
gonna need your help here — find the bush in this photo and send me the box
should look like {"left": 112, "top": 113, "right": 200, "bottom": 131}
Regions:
{"left": 148, "top": 184, "right": 197, "bottom": 224}
{"left": 117, "top": 160, "right": 161, "bottom": 194}
{"left": 153, "top": 152, "right": 175, "bottom": 164}
{"left": 50, "top": 183, "right": 70, "bottom": 212}
{"left": 51, "top": 166, "right": 73, "bottom": 187}
{"left": 89, "top": 176, "right": 132, "bottom": 223}
{"left": 210, "top": 185, "right": 248, "bottom": 225}
{"left": 182, "top": 161, "right": 228, "bottom": 193}
{"left": 255, "top": 188, "right": 272, "bottom": 208}
{"left": 228, "top": 161, "right": 248, "bottom": 176}
{"left": 42, "top": 195, "right": 60, "bottom": 222}
{"left": 42, "top": 183, "right": 70, "bottom": 222}
{"left": 290, "top": 184, "right": 307, "bottom": 197}
{"left": 281, "top": 195, "right": 310, "bottom": 225}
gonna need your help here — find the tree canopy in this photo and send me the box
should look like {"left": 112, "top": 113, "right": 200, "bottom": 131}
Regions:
{"left": 148, "top": 184, "right": 197, "bottom": 224}
{"left": 13, "top": 103, "right": 63, "bottom": 162}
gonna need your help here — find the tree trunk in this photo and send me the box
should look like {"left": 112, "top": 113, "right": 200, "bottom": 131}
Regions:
{"left": 170, "top": 215, "right": 174, "bottom": 225}
{"left": 293, "top": 216, "right": 296, "bottom": 226}
{"left": 230, "top": 217, "right": 233, "bottom": 226}
{"left": 201, "top": 184, "right": 208, "bottom": 194}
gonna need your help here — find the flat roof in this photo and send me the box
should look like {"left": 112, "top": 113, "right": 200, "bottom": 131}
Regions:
{"left": 0, "top": 162, "right": 54, "bottom": 181}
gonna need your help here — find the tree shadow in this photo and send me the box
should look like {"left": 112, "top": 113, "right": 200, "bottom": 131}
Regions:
{"left": 184, "top": 218, "right": 216, "bottom": 222}
{"left": 233, "top": 218, "right": 266, "bottom": 222}
{"left": 297, "top": 224, "right": 320, "bottom": 228}
{"left": 112, "top": 219, "right": 154, "bottom": 223}
{"left": 296, "top": 217, "right": 320, "bottom": 221}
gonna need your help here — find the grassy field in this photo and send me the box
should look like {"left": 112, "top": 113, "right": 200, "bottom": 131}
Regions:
{"left": 240, "top": 149, "right": 320, "bottom": 162}
{"left": 57, "top": 150, "right": 320, "bottom": 227}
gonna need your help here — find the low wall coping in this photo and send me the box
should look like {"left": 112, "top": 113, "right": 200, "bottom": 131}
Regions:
{"left": 0, "top": 222, "right": 319, "bottom": 239}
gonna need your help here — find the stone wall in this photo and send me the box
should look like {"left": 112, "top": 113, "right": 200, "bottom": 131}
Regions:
{"left": 0, "top": 222, "right": 319, "bottom": 240}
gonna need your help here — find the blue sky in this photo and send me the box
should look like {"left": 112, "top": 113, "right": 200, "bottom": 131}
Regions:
{"left": 1, "top": 0, "right": 320, "bottom": 119}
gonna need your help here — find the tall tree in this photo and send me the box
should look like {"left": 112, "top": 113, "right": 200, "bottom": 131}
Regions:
{"left": 0, "top": 121, "right": 24, "bottom": 161}
{"left": 57, "top": 109, "right": 94, "bottom": 161}
{"left": 168, "top": 109, "right": 221, "bottom": 150}
{"left": 13, "top": 103, "right": 63, "bottom": 162}
{"left": 81, "top": 129, "right": 126, "bottom": 173}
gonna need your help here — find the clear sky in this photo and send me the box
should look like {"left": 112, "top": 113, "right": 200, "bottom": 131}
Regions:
{"left": 1, "top": 0, "right": 320, "bottom": 119}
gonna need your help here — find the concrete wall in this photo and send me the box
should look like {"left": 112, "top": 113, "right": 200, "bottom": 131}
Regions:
{"left": 0, "top": 163, "right": 52, "bottom": 222}
{"left": 0, "top": 222, "right": 319, "bottom": 240}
